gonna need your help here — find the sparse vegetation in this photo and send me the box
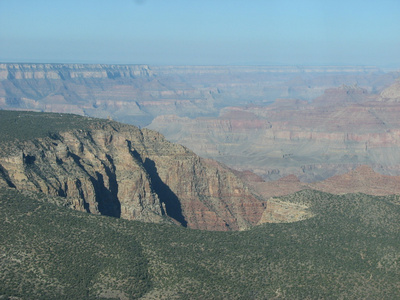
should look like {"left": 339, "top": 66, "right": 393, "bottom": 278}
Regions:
{"left": 1, "top": 187, "right": 399, "bottom": 299}
{"left": 1, "top": 110, "right": 399, "bottom": 298}
{"left": 0, "top": 110, "right": 99, "bottom": 142}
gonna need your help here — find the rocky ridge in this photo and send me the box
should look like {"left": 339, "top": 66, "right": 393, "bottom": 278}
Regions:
{"left": 0, "top": 112, "right": 264, "bottom": 231}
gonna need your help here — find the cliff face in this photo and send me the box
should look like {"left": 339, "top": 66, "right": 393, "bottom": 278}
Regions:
{"left": 0, "top": 119, "right": 264, "bottom": 231}
{"left": 0, "top": 63, "right": 153, "bottom": 80}
{"left": 3, "top": 63, "right": 400, "bottom": 183}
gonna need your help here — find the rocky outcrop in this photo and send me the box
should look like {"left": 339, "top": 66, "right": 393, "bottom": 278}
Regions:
{"left": 378, "top": 79, "right": 400, "bottom": 102}
{"left": 257, "top": 198, "right": 313, "bottom": 224}
{"left": 0, "top": 118, "right": 264, "bottom": 231}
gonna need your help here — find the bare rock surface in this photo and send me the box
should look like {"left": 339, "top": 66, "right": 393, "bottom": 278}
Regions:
{"left": 0, "top": 113, "right": 264, "bottom": 231}
{"left": 3, "top": 63, "right": 400, "bottom": 182}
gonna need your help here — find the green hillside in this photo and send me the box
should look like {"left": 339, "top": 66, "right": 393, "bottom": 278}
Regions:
{"left": 1, "top": 187, "right": 399, "bottom": 299}
{"left": 0, "top": 110, "right": 104, "bottom": 142}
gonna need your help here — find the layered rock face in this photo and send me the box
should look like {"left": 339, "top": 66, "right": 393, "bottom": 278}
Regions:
{"left": 3, "top": 63, "right": 400, "bottom": 183}
{"left": 149, "top": 82, "right": 400, "bottom": 181}
{"left": 0, "top": 63, "right": 393, "bottom": 128}
{"left": 244, "top": 165, "right": 400, "bottom": 201}
{"left": 0, "top": 63, "right": 219, "bottom": 126}
{"left": 0, "top": 119, "right": 264, "bottom": 231}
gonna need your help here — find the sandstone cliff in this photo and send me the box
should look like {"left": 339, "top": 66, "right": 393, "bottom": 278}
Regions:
{"left": 0, "top": 112, "right": 264, "bottom": 230}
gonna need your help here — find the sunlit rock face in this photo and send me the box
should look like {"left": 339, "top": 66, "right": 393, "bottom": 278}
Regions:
{"left": 0, "top": 119, "right": 264, "bottom": 231}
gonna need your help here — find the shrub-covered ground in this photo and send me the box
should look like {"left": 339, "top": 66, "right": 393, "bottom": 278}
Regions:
{"left": 1, "top": 187, "right": 399, "bottom": 299}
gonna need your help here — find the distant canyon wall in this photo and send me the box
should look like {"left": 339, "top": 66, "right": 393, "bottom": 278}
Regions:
{"left": 149, "top": 82, "right": 400, "bottom": 181}
{"left": 0, "top": 63, "right": 394, "bottom": 127}
{"left": 0, "top": 63, "right": 218, "bottom": 125}
{"left": 2, "top": 63, "right": 400, "bottom": 181}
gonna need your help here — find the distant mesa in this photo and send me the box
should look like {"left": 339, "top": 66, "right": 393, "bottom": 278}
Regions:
{"left": 311, "top": 84, "right": 370, "bottom": 106}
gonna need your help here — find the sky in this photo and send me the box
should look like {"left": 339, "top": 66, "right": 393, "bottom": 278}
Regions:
{"left": 0, "top": 0, "right": 400, "bottom": 66}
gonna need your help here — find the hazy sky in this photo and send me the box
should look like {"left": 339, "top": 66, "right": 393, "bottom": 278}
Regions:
{"left": 1, "top": 0, "right": 399, "bottom": 66}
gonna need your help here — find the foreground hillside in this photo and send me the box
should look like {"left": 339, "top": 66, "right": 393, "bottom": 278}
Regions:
{"left": 0, "top": 110, "right": 263, "bottom": 231}
{"left": 1, "top": 187, "right": 399, "bottom": 299}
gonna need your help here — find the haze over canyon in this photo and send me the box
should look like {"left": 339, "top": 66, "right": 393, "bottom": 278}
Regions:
{"left": 2, "top": 63, "right": 400, "bottom": 182}
{"left": 1, "top": 64, "right": 400, "bottom": 298}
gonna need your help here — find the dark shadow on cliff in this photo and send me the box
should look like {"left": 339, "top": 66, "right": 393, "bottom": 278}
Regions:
{"left": 94, "top": 169, "right": 121, "bottom": 218}
{"left": 143, "top": 158, "right": 187, "bottom": 227}
{"left": 126, "top": 141, "right": 187, "bottom": 226}
{"left": 69, "top": 152, "right": 121, "bottom": 218}
{"left": 0, "top": 163, "right": 16, "bottom": 188}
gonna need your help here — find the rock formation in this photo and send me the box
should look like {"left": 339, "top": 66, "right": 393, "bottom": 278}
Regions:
{"left": 0, "top": 113, "right": 264, "bottom": 231}
{"left": 378, "top": 78, "right": 400, "bottom": 101}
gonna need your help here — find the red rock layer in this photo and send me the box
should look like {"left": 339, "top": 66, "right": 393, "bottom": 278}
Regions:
{"left": 0, "top": 121, "right": 264, "bottom": 231}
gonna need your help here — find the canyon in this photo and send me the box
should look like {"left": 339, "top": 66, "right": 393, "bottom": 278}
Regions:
{"left": 0, "top": 63, "right": 394, "bottom": 127}
{"left": 2, "top": 63, "right": 400, "bottom": 182}
{"left": 149, "top": 81, "right": 400, "bottom": 181}
{"left": 242, "top": 165, "right": 400, "bottom": 200}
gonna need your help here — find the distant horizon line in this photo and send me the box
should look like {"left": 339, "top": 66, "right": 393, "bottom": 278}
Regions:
{"left": 0, "top": 61, "right": 392, "bottom": 68}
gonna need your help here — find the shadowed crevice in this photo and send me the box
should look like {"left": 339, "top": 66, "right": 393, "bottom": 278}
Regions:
{"left": 91, "top": 171, "right": 121, "bottom": 218}
{"left": 126, "top": 140, "right": 187, "bottom": 227}
{"left": 143, "top": 157, "right": 187, "bottom": 227}
{"left": 69, "top": 152, "right": 121, "bottom": 217}
{"left": 0, "top": 163, "right": 16, "bottom": 188}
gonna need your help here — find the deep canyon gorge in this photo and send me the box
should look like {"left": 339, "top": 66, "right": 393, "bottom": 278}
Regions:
{"left": 2, "top": 63, "right": 400, "bottom": 183}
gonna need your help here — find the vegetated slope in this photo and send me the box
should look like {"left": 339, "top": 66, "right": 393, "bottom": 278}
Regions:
{"left": 0, "top": 110, "right": 264, "bottom": 231}
{"left": 1, "top": 187, "right": 399, "bottom": 299}
{"left": 0, "top": 188, "right": 152, "bottom": 300}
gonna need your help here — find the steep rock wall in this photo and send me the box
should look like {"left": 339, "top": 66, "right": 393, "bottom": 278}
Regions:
{"left": 0, "top": 122, "right": 264, "bottom": 230}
